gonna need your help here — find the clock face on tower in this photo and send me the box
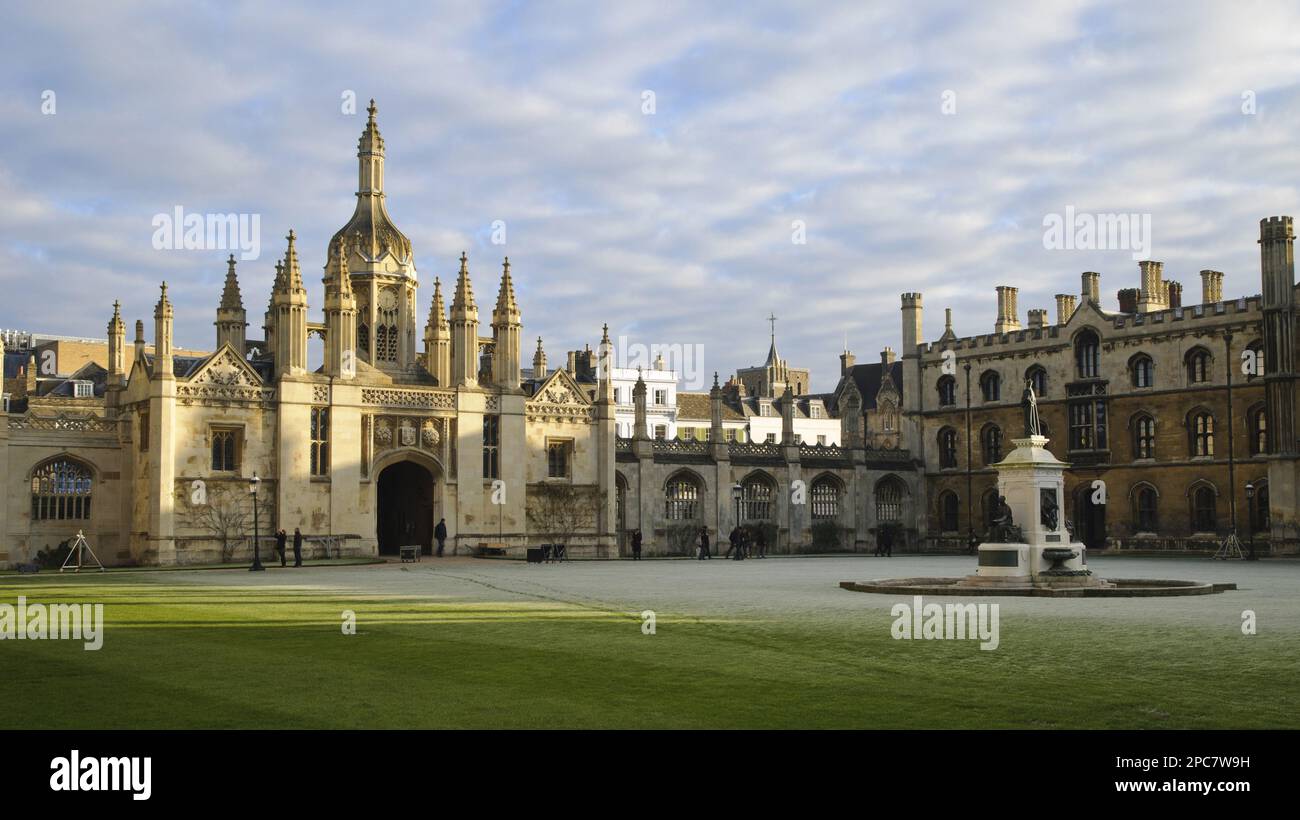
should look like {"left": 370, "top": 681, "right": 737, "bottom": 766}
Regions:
{"left": 378, "top": 288, "right": 398, "bottom": 311}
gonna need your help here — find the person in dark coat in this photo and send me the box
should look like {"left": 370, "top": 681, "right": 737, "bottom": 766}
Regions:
{"left": 631, "top": 529, "right": 643, "bottom": 560}
{"left": 275, "top": 529, "right": 287, "bottom": 567}
{"left": 292, "top": 527, "right": 303, "bottom": 567}
{"left": 698, "top": 527, "right": 711, "bottom": 559}
{"left": 435, "top": 518, "right": 448, "bottom": 557}
{"left": 967, "top": 529, "right": 979, "bottom": 556}
{"left": 880, "top": 525, "right": 894, "bottom": 558}
{"left": 726, "top": 526, "right": 740, "bottom": 559}
{"left": 755, "top": 528, "right": 767, "bottom": 559}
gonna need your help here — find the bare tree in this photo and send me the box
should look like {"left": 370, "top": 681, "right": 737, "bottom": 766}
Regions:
{"left": 527, "top": 483, "right": 606, "bottom": 552}
{"left": 177, "top": 480, "right": 274, "bottom": 562}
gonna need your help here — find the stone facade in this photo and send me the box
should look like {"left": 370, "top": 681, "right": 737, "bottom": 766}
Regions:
{"left": 0, "top": 102, "right": 617, "bottom": 566}
{"left": 905, "top": 219, "right": 1298, "bottom": 554}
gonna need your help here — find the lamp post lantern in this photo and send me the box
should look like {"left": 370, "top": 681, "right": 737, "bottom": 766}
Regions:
{"left": 249, "top": 473, "right": 265, "bottom": 572}
{"left": 731, "top": 483, "right": 742, "bottom": 531}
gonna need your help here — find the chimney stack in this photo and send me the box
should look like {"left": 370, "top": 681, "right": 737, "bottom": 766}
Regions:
{"left": 1027, "top": 309, "right": 1048, "bottom": 329}
{"left": 1081, "top": 271, "right": 1101, "bottom": 305}
{"left": 880, "top": 347, "right": 896, "bottom": 367}
{"left": 1055, "top": 294, "right": 1077, "bottom": 325}
{"left": 1117, "top": 288, "right": 1140, "bottom": 314}
{"left": 1200, "top": 270, "right": 1224, "bottom": 304}
{"left": 840, "top": 348, "right": 855, "bottom": 377}
{"left": 1137, "top": 261, "right": 1166, "bottom": 312}
{"left": 995, "top": 286, "right": 1021, "bottom": 333}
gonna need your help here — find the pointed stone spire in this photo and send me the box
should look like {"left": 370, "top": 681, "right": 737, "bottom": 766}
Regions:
{"left": 423, "top": 276, "right": 451, "bottom": 384}
{"left": 452, "top": 252, "right": 476, "bottom": 312}
{"left": 427, "top": 277, "right": 448, "bottom": 329}
{"left": 283, "top": 229, "right": 305, "bottom": 294}
{"left": 216, "top": 254, "right": 248, "bottom": 353}
{"left": 494, "top": 257, "right": 520, "bottom": 318}
{"left": 450, "top": 252, "right": 479, "bottom": 386}
{"left": 154, "top": 282, "right": 174, "bottom": 376}
{"left": 220, "top": 254, "right": 243, "bottom": 310}
{"left": 324, "top": 236, "right": 357, "bottom": 378}
{"left": 533, "top": 335, "right": 547, "bottom": 377}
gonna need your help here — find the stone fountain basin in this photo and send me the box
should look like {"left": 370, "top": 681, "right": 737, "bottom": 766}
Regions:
{"left": 838, "top": 577, "right": 1235, "bottom": 598}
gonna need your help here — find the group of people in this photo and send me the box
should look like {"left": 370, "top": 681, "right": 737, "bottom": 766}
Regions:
{"left": 692, "top": 525, "right": 770, "bottom": 560}
{"left": 273, "top": 528, "right": 303, "bottom": 567}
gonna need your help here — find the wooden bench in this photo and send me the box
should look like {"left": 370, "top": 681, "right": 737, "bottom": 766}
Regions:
{"left": 475, "top": 542, "right": 509, "bottom": 557}
{"left": 399, "top": 545, "right": 420, "bottom": 563}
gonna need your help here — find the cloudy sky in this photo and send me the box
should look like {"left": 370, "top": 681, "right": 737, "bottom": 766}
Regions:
{"left": 3, "top": 1, "right": 1299, "bottom": 391}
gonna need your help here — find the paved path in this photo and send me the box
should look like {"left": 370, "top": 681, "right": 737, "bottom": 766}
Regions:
{"left": 139, "top": 554, "right": 1300, "bottom": 630}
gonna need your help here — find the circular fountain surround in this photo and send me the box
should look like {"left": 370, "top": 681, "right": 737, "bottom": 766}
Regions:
{"left": 839, "top": 577, "right": 1236, "bottom": 598}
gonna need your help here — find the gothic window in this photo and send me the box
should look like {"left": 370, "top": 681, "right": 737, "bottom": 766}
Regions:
{"left": 1131, "top": 354, "right": 1154, "bottom": 388}
{"left": 1245, "top": 340, "right": 1265, "bottom": 381}
{"left": 358, "top": 322, "right": 370, "bottom": 360}
{"left": 665, "top": 473, "right": 701, "bottom": 521}
{"left": 1189, "top": 410, "right": 1214, "bottom": 457}
{"left": 980, "top": 371, "right": 1000, "bottom": 402}
{"left": 1135, "top": 486, "right": 1158, "bottom": 532}
{"left": 1249, "top": 404, "right": 1267, "bottom": 455}
{"left": 1191, "top": 485, "right": 1217, "bottom": 532}
{"left": 1069, "top": 399, "right": 1107, "bottom": 451}
{"left": 875, "top": 477, "right": 905, "bottom": 523}
{"left": 1026, "top": 366, "right": 1047, "bottom": 397}
{"left": 654, "top": 425, "right": 666, "bottom": 440}
{"left": 939, "top": 427, "right": 958, "bottom": 469}
{"left": 310, "top": 407, "right": 329, "bottom": 477}
{"left": 482, "top": 415, "right": 500, "bottom": 479}
{"left": 211, "top": 428, "right": 239, "bottom": 472}
{"left": 810, "top": 477, "right": 842, "bottom": 520}
{"left": 1075, "top": 330, "right": 1100, "bottom": 379}
{"left": 138, "top": 410, "right": 149, "bottom": 452}
{"left": 741, "top": 474, "right": 775, "bottom": 521}
{"left": 547, "top": 440, "right": 572, "bottom": 479}
{"left": 981, "top": 424, "right": 1002, "bottom": 465}
{"left": 939, "top": 491, "right": 960, "bottom": 532}
{"left": 1186, "top": 348, "right": 1211, "bottom": 384}
{"left": 30, "top": 458, "right": 93, "bottom": 521}
{"left": 937, "top": 375, "right": 957, "bottom": 407}
{"left": 1133, "top": 414, "right": 1156, "bottom": 459}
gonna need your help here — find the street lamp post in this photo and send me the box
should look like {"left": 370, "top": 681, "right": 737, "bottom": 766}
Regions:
{"left": 731, "top": 483, "right": 742, "bottom": 532}
{"left": 249, "top": 473, "right": 265, "bottom": 572}
{"left": 1245, "top": 482, "right": 1257, "bottom": 561}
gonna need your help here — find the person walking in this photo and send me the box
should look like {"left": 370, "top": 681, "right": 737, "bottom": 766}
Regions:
{"left": 275, "top": 528, "right": 287, "bottom": 567}
{"left": 698, "top": 527, "right": 711, "bottom": 560}
{"left": 631, "top": 529, "right": 643, "bottom": 561}
{"left": 755, "top": 528, "right": 767, "bottom": 559}
{"left": 292, "top": 527, "right": 303, "bottom": 567}
{"left": 734, "top": 527, "right": 747, "bottom": 560}
{"left": 435, "top": 518, "right": 448, "bottom": 557}
{"left": 880, "top": 525, "right": 894, "bottom": 558}
{"left": 726, "top": 526, "right": 740, "bottom": 559}
{"left": 966, "top": 529, "right": 979, "bottom": 556}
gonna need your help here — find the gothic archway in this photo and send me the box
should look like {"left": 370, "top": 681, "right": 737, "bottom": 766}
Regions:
{"left": 376, "top": 460, "right": 436, "bottom": 556}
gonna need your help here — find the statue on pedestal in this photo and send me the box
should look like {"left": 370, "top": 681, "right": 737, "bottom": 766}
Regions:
{"left": 986, "top": 495, "right": 1023, "bottom": 543}
{"left": 1021, "top": 379, "right": 1041, "bottom": 438}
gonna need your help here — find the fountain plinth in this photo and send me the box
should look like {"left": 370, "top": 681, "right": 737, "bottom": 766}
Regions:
{"left": 962, "top": 435, "right": 1114, "bottom": 590}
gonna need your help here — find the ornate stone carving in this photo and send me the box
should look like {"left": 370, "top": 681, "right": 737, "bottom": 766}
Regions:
{"left": 313, "top": 385, "right": 330, "bottom": 403}
{"left": 374, "top": 420, "right": 392, "bottom": 446}
{"left": 361, "top": 388, "right": 455, "bottom": 409}
{"left": 399, "top": 420, "right": 416, "bottom": 447}
{"left": 422, "top": 419, "right": 440, "bottom": 447}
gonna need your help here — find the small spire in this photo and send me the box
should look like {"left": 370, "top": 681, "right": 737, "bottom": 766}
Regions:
{"left": 494, "top": 256, "right": 519, "bottom": 316}
{"left": 427, "top": 277, "right": 448, "bottom": 330}
{"left": 283, "top": 230, "right": 304, "bottom": 292}
{"left": 713, "top": 371, "right": 720, "bottom": 389}
{"left": 220, "top": 254, "right": 243, "bottom": 310}
{"left": 453, "top": 252, "right": 476, "bottom": 311}
{"left": 601, "top": 323, "right": 610, "bottom": 344}
{"left": 367, "top": 98, "right": 377, "bottom": 123}
{"left": 154, "top": 281, "right": 172, "bottom": 318}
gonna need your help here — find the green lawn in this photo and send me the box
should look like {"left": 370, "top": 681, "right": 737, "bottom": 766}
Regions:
{"left": 0, "top": 572, "right": 1294, "bottom": 729}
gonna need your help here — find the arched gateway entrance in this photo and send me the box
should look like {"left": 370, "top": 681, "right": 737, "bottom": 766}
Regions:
{"left": 376, "top": 461, "right": 436, "bottom": 556}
